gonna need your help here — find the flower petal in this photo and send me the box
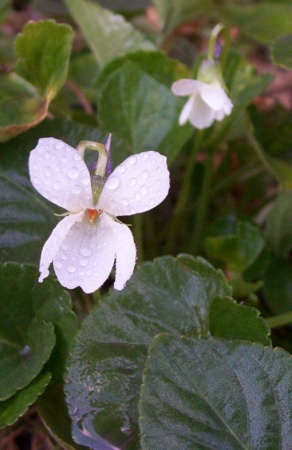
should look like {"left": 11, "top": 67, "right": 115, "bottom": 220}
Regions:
{"left": 172, "top": 79, "right": 204, "bottom": 96}
{"left": 29, "top": 138, "right": 93, "bottom": 212}
{"left": 188, "top": 94, "right": 215, "bottom": 129}
{"left": 98, "top": 152, "right": 170, "bottom": 216}
{"left": 110, "top": 221, "right": 136, "bottom": 290}
{"left": 53, "top": 213, "right": 116, "bottom": 293}
{"left": 179, "top": 95, "right": 195, "bottom": 125}
{"left": 200, "top": 84, "right": 233, "bottom": 113}
{"left": 39, "top": 211, "right": 84, "bottom": 282}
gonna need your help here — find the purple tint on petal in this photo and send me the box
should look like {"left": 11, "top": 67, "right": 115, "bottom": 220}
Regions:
{"left": 214, "top": 41, "right": 222, "bottom": 59}
{"left": 105, "top": 133, "right": 112, "bottom": 175}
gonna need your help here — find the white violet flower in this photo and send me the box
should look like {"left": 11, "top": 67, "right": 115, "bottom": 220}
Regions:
{"left": 29, "top": 138, "right": 170, "bottom": 293}
{"left": 172, "top": 59, "right": 233, "bottom": 129}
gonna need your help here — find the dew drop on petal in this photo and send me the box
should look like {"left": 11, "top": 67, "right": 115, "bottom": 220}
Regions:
{"left": 130, "top": 178, "right": 137, "bottom": 186}
{"left": 72, "top": 185, "right": 81, "bottom": 195}
{"left": 44, "top": 151, "right": 50, "bottom": 160}
{"left": 82, "top": 177, "right": 90, "bottom": 185}
{"left": 142, "top": 170, "right": 149, "bottom": 179}
{"left": 61, "top": 254, "right": 68, "bottom": 261}
{"left": 156, "top": 167, "right": 161, "bottom": 174}
{"left": 141, "top": 186, "right": 148, "bottom": 196}
{"left": 128, "top": 156, "right": 137, "bottom": 165}
{"left": 55, "top": 261, "right": 63, "bottom": 269}
{"left": 86, "top": 269, "right": 92, "bottom": 276}
{"left": 68, "top": 265, "right": 76, "bottom": 273}
{"left": 117, "top": 165, "right": 126, "bottom": 174}
{"left": 61, "top": 156, "right": 68, "bottom": 164}
{"left": 68, "top": 167, "right": 79, "bottom": 179}
{"left": 44, "top": 167, "right": 52, "bottom": 177}
{"left": 80, "top": 247, "right": 91, "bottom": 257}
{"left": 135, "top": 192, "right": 142, "bottom": 201}
{"left": 106, "top": 176, "right": 120, "bottom": 190}
{"left": 122, "top": 199, "right": 129, "bottom": 206}
{"left": 53, "top": 181, "right": 60, "bottom": 190}
{"left": 55, "top": 141, "right": 64, "bottom": 150}
{"left": 80, "top": 259, "right": 88, "bottom": 267}
{"left": 74, "top": 153, "right": 81, "bottom": 161}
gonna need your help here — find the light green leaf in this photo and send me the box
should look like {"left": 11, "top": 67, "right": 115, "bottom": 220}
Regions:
{"left": 15, "top": 20, "right": 73, "bottom": 100}
{"left": 0, "top": 20, "right": 73, "bottom": 141}
{"left": 271, "top": 34, "right": 292, "bottom": 68}
{"left": 205, "top": 216, "right": 266, "bottom": 273}
{"left": 64, "top": 0, "right": 154, "bottom": 67}
{"left": 65, "top": 256, "right": 231, "bottom": 448}
{"left": 0, "top": 262, "right": 77, "bottom": 401}
{"left": 223, "top": 3, "right": 292, "bottom": 43}
{"left": 210, "top": 297, "right": 270, "bottom": 345}
{"left": 38, "top": 383, "right": 87, "bottom": 450}
{"left": 153, "top": 0, "right": 214, "bottom": 36}
{"left": 263, "top": 258, "right": 292, "bottom": 317}
{"left": 266, "top": 190, "right": 292, "bottom": 256}
{"left": 209, "top": 51, "right": 272, "bottom": 145}
{"left": 0, "top": 372, "right": 51, "bottom": 429}
{"left": 0, "top": 73, "right": 48, "bottom": 141}
{"left": 139, "top": 334, "right": 292, "bottom": 450}
{"left": 98, "top": 59, "right": 193, "bottom": 164}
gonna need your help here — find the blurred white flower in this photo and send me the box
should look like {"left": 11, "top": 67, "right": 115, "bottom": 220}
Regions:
{"left": 29, "top": 138, "right": 170, "bottom": 293}
{"left": 172, "top": 59, "right": 233, "bottom": 129}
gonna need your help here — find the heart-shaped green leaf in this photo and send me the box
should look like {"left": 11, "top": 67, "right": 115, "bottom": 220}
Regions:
{"left": 139, "top": 334, "right": 292, "bottom": 449}
{"left": 153, "top": 0, "right": 214, "bottom": 36}
{"left": 210, "top": 297, "right": 270, "bottom": 345}
{"left": 98, "top": 59, "right": 193, "bottom": 164}
{"left": 266, "top": 190, "right": 292, "bottom": 256}
{"left": 0, "top": 372, "right": 51, "bottom": 429}
{"left": 223, "top": 3, "right": 292, "bottom": 43}
{"left": 0, "top": 262, "right": 77, "bottom": 400}
{"left": 64, "top": 0, "right": 154, "bottom": 67}
{"left": 65, "top": 255, "right": 232, "bottom": 448}
{"left": 0, "top": 20, "right": 73, "bottom": 141}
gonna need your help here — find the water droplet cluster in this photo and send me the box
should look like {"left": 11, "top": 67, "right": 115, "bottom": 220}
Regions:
{"left": 53, "top": 214, "right": 115, "bottom": 292}
{"left": 30, "top": 138, "right": 92, "bottom": 211}
{"left": 99, "top": 151, "right": 168, "bottom": 216}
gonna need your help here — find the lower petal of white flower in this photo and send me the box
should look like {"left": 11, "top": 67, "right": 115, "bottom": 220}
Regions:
{"left": 109, "top": 220, "right": 136, "bottom": 290}
{"left": 53, "top": 213, "right": 116, "bottom": 293}
{"left": 39, "top": 211, "right": 84, "bottom": 282}
{"left": 189, "top": 94, "right": 215, "bottom": 129}
{"left": 179, "top": 95, "right": 195, "bottom": 126}
{"left": 200, "top": 84, "right": 233, "bottom": 114}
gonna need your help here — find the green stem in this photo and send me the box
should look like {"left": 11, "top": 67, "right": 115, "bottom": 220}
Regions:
{"left": 77, "top": 140, "right": 108, "bottom": 177}
{"left": 165, "top": 130, "right": 204, "bottom": 254}
{"left": 266, "top": 312, "right": 292, "bottom": 329}
{"left": 208, "top": 23, "right": 224, "bottom": 59}
{"left": 133, "top": 214, "right": 144, "bottom": 261}
{"left": 190, "top": 150, "right": 214, "bottom": 254}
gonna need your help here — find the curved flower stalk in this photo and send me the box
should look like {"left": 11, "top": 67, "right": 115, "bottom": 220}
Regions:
{"left": 172, "top": 59, "right": 233, "bottom": 129}
{"left": 29, "top": 138, "right": 170, "bottom": 293}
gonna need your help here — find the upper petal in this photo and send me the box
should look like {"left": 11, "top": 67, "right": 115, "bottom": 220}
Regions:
{"left": 53, "top": 213, "right": 116, "bottom": 293}
{"left": 200, "top": 84, "right": 233, "bottom": 113}
{"left": 172, "top": 79, "right": 205, "bottom": 96}
{"left": 98, "top": 151, "right": 170, "bottom": 216}
{"left": 39, "top": 211, "right": 84, "bottom": 282}
{"left": 29, "top": 138, "right": 93, "bottom": 212}
{"left": 110, "top": 220, "right": 136, "bottom": 290}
